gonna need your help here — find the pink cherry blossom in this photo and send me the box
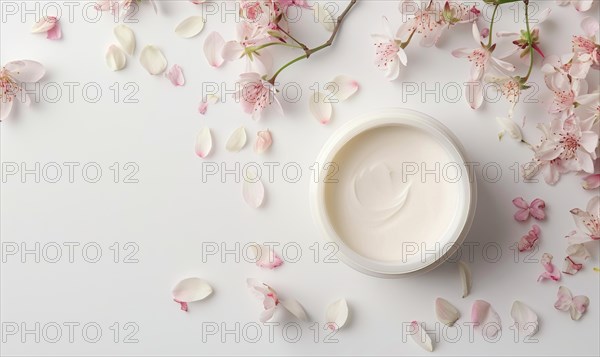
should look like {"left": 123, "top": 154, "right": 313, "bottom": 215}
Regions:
{"left": 1, "top": 60, "right": 45, "bottom": 121}
{"left": 247, "top": 278, "right": 280, "bottom": 322}
{"left": 517, "top": 224, "right": 541, "bottom": 252}
{"left": 496, "top": 8, "right": 550, "bottom": 60}
{"left": 236, "top": 72, "right": 282, "bottom": 120}
{"left": 570, "top": 17, "right": 600, "bottom": 78}
{"left": 534, "top": 115, "right": 598, "bottom": 175}
{"left": 372, "top": 17, "right": 407, "bottom": 80}
{"left": 452, "top": 22, "right": 515, "bottom": 109}
{"left": 538, "top": 253, "right": 561, "bottom": 282}
{"left": 566, "top": 196, "right": 600, "bottom": 244}
{"left": 397, "top": 0, "right": 479, "bottom": 48}
{"left": 221, "top": 22, "right": 273, "bottom": 74}
{"left": 512, "top": 197, "right": 546, "bottom": 221}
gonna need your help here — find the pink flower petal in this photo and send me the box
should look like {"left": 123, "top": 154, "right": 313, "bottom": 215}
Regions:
{"left": 254, "top": 130, "right": 273, "bottom": 154}
{"left": 582, "top": 174, "right": 600, "bottom": 190}
{"left": 204, "top": 31, "right": 225, "bottom": 68}
{"left": 5, "top": 60, "right": 45, "bottom": 82}
{"left": 247, "top": 279, "right": 280, "bottom": 322}
{"left": 166, "top": 64, "right": 185, "bottom": 86}
{"left": 194, "top": 127, "right": 213, "bottom": 158}
{"left": 529, "top": 198, "right": 546, "bottom": 220}
{"left": 514, "top": 209, "right": 530, "bottom": 222}
{"left": 538, "top": 253, "right": 561, "bottom": 282}
{"left": 309, "top": 92, "right": 333, "bottom": 125}
{"left": 251, "top": 244, "right": 283, "bottom": 269}
{"left": 471, "top": 300, "right": 501, "bottom": 339}
{"left": 173, "top": 299, "right": 188, "bottom": 312}
{"left": 46, "top": 19, "right": 62, "bottom": 40}
{"left": 554, "top": 286, "right": 589, "bottom": 320}
{"left": 172, "top": 277, "right": 213, "bottom": 311}
{"left": 518, "top": 225, "right": 541, "bottom": 252}
{"left": 198, "top": 94, "right": 219, "bottom": 115}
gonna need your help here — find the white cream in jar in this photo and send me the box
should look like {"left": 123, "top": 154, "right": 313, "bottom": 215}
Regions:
{"left": 311, "top": 109, "right": 476, "bottom": 277}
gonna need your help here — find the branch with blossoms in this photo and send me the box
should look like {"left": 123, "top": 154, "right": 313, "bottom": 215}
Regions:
{"left": 201, "top": 0, "right": 358, "bottom": 120}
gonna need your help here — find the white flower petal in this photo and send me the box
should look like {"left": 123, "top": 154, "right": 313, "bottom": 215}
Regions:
{"left": 280, "top": 299, "right": 308, "bottom": 321}
{"left": 309, "top": 91, "right": 333, "bottom": 125}
{"left": 175, "top": 16, "right": 205, "bottom": 38}
{"left": 105, "top": 44, "right": 127, "bottom": 71}
{"left": 5, "top": 60, "right": 45, "bottom": 82}
{"left": 409, "top": 321, "right": 434, "bottom": 352}
{"left": 140, "top": 45, "right": 167, "bottom": 75}
{"left": 458, "top": 260, "right": 472, "bottom": 298}
{"left": 510, "top": 301, "right": 538, "bottom": 337}
{"left": 325, "top": 298, "right": 349, "bottom": 331}
{"left": 314, "top": 3, "right": 335, "bottom": 31}
{"left": 204, "top": 31, "right": 225, "bottom": 68}
{"left": 172, "top": 277, "right": 213, "bottom": 311}
{"left": 325, "top": 75, "right": 359, "bottom": 102}
{"left": 195, "top": 127, "right": 213, "bottom": 158}
{"left": 254, "top": 130, "right": 273, "bottom": 154}
{"left": 242, "top": 179, "right": 265, "bottom": 208}
{"left": 31, "top": 16, "right": 56, "bottom": 33}
{"left": 226, "top": 126, "right": 247, "bottom": 152}
{"left": 496, "top": 117, "right": 523, "bottom": 141}
{"left": 114, "top": 24, "right": 136, "bottom": 55}
{"left": 435, "top": 298, "right": 460, "bottom": 326}
{"left": 471, "top": 300, "right": 502, "bottom": 339}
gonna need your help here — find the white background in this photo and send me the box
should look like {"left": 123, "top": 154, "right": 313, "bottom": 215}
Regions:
{"left": 1, "top": 0, "right": 599, "bottom": 355}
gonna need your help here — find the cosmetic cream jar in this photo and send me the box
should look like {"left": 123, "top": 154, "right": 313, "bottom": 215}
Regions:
{"left": 310, "top": 109, "right": 477, "bottom": 278}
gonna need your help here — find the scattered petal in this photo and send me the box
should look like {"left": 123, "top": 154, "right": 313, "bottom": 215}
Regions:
{"left": 538, "top": 253, "right": 561, "bottom": 282}
{"left": 166, "top": 64, "right": 185, "bottom": 86}
{"left": 140, "top": 45, "right": 167, "bottom": 75}
{"left": 409, "top": 321, "right": 433, "bottom": 352}
{"left": 105, "top": 44, "right": 127, "bottom": 71}
{"left": 512, "top": 197, "right": 546, "bottom": 221}
{"left": 563, "top": 244, "right": 591, "bottom": 275}
{"left": 254, "top": 130, "right": 273, "bottom": 154}
{"left": 204, "top": 31, "right": 225, "bottom": 68}
{"left": 242, "top": 178, "right": 265, "bottom": 208}
{"left": 435, "top": 298, "right": 460, "bottom": 326}
{"left": 195, "top": 127, "right": 213, "bottom": 158}
{"left": 225, "top": 126, "right": 247, "bottom": 152}
{"left": 114, "top": 24, "right": 136, "bottom": 55}
{"left": 458, "top": 260, "right": 472, "bottom": 298}
{"left": 510, "top": 301, "right": 538, "bottom": 337}
{"left": 198, "top": 94, "right": 219, "bottom": 115}
{"left": 46, "top": 20, "right": 62, "bottom": 40}
{"left": 309, "top": 91, "right": 333, "bottom": 125}
{"left": 518, "top": 225, "right": 541, "bottom": 252}
{"left": 496, "top": 117, "right": 523, "bottom": 141}
{"left": 175, "top": 16, "right": 205, "bottom": 38}
{"left": 582, "top": 174, "right": 600, "bottom": 190}
{"left": 172, "top": 277, "right": 213, "bottom": 311}
{"left": 31, "top": 16, "right": 57, "bottom": 33}
{"left": 554, "top": 286, "right": 589, "bottom": 321}
{"left": 325, "top": 75, "right": 359, "bottom": 102}
{"left": 280, "top": 299, "right": 308, "bottom": 321}
{"left": 250, "top": 244, "right": 283, "bottom": 269}
{"left": 471, "top": 300, "right": 502, "bottom": 338}
{"left": 325, "top": 298, "right": 349, "bottom": 331}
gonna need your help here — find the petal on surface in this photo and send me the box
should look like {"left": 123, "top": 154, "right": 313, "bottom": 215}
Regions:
{"left": 226, "top": 126, "right": 247, "bottom": 152}
{"left": 510, "top": 301, "right": 539, "bottom": 337}
{"left": 114, "top": 24, "right": 136, "bottom": 55}
{"left": 195, "top": 127, "right": 213, "bottom": 158}
{"left": 175, "top": 16, "right": 205, "bottom": 38}
{"left": 140, "top": 45, "right": 167, "bottom": 75}
{"left": 309, "top": 92, "right": 333, "bottom": 125}
{"left": 435, "top": 298, "right": 460, "bottom": 326}
{"left": 325, "top": 298, "right": 349, "bottom": 331}
{"left": 106, "top": 44, "right": 127, "bottom": 71}
{"left": 204, "top": 31, "right": 225, "bottom": 67}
